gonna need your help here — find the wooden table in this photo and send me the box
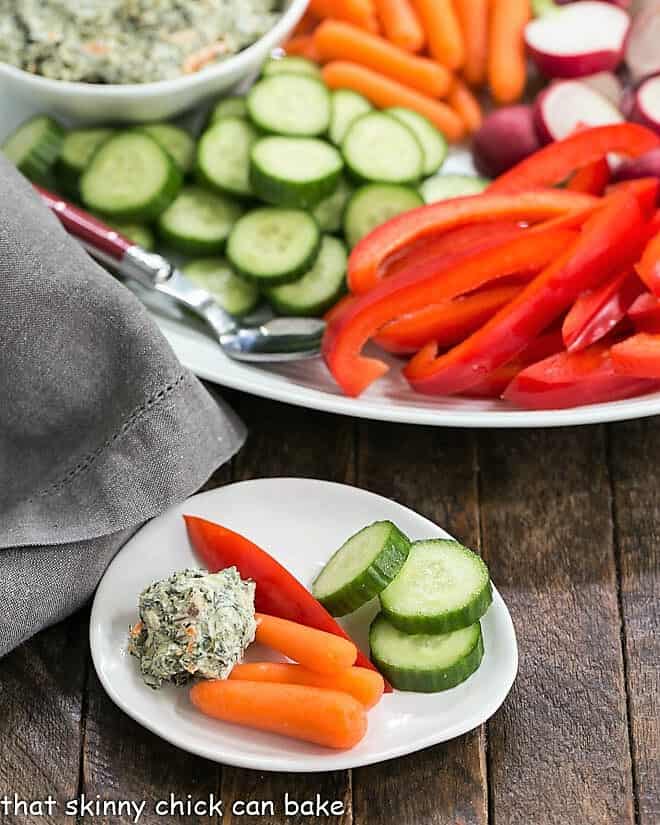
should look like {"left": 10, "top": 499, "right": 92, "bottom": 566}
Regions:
{"left": 2, "top": 390, "right": 658, "bottom": 825}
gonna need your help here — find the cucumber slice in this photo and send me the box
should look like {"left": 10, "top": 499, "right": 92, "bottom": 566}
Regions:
{"left": 247, "top": 74, "right": 331, "bottom": 137}
{"left": 386, "top": 107, "right": 447, "bottom": 176}
{"left": 182, "top": 258, "right": 259, "bottom": 317}
{"left": 262, "top": 56, "right": 322, "bottom": 79}
{"left": 250, "top": 136, "right": 343, "bottom": 209}
{"left": 312, "top": 521, "right": 411, "bottom": 616}
{"left": 265, "top": 235, "right": 348, "bottom": 317}
{"left": 157, "top": 185, "right": 243, "bottom": 254}
{"left": 227, "top": 207, "right": 321, "bottom": 284}
{"left": 107, "top": 221, "right": 156, "bottom": 251}
{"left": 2, "top": 115, "right": 64, "bottom": 183}
{"left": 329, "top": 90, "right": 373, "bottom": 146}
{"left": 312, "top": 177, "right": 353, "bottom": 233}
{"left": 197, "top": 117, "right": 258, "bottom": 198}
{"left": 139, "top": 123, "right": 195, "bottom": 174}
{"left": 380, "top": 540, "right": 492, "bottom": 634}
{"left": 342, "top": 112, "right": 424, "bottom": 184}
{"left": 370, "top": 614, "right": 484, "bottom": 693}
{"left": 419, "top": 174, "right": 489, "bottom": 204}
{"left": 80, "top": 132, "right": 182, "bottom": 221}
{"left": 343, "top": 183, "right": 423, "bottom": 248}
{"left": 209, "top": 96, "right": 248, "bottom": 123}
{"left": 55, "top": 128, "right": 114, "bottom": 197}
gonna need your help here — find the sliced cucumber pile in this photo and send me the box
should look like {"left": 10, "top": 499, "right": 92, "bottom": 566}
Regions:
{"left": 380, "top": 539, "right": 492, "bottom": 634}
{"left": 312, "top": 520, "right": 411, "bottom": 616}
{"left": 3, "top": 64, "right": 455, "bottom": 320}
{"left": 264, "top": 235, "right": 348, "bottom": 317}
{"left": 247, "top": 74, "right": 331, "bottom": 137}
{"left": 227, "top": 207, "right": 320, "bottom": 284}
{"left": 182, "top": 257, "right": 259, "bottom": 317}
{"left": 197, "top": 116, "right": 258, "bottom": 198}
{"left": 419, "top": 174, "right": 489, "bottom": 204}
{"left": 313, "top": 526, "right": 492, "bottom": 692}
{"left": 158, "top": 185, "right": 242, "bottom": 254}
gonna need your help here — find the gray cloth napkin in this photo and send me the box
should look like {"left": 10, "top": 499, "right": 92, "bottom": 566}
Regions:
{"left": 0, "top": 154, "right": 246, "bottom": 656}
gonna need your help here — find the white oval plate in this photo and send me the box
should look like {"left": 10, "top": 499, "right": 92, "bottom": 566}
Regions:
{"left": 90, "top": 478, "right": 518, "bottom": 772}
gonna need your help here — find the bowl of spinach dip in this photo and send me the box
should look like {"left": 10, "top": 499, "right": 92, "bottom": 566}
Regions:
{"left": 0, "top": 0, "right": 309, "bottom": 122}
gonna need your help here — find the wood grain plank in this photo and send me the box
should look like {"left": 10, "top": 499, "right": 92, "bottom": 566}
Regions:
{"left": 608, "top": 418, "right": 660, "bottom": 825}
{"left": 0, "top": 613, "right": 87, "bottom": 825}
{"left": 221, "top": 395, "right": 355, "bottom": 825}
{"left": 479, "top": 426, "right": 634, "bottom": 825}
{"left": 353, "top": 422, "right": 488, "bottom": 825}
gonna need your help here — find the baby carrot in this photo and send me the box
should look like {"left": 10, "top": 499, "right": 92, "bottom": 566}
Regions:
{"left": 310, "top": 0, "right": 380, "bottom": 33}
{"left": 412, "top": 0, "right": 464, "bottom": 70}
{"left": 190, "top": 680, "right": 368, "bottom": 749}
{"left": 314, "top": 20, "right": 451, "bottom": 97}
{"left": 322, "top": 61, "right": 465, "bottom": 141}
{"left": 255, "top": 613, "right": 358, "bottom": 674}
{"left": 377, "top": 0, "right": 425, "bottom": 53}
{"left": 454, "top": 0, "right": 489, "bottom": 87}
{"left": 230, "top": 662, "right": 385, "bottom": 709}
{"left": 292, "top": 8, "right": 319, "bottom": 37}
{"left": 448, "top": 77, "right": 483, "bottom": 133}
{"left": 488, "top": 0, "right": 530, "bottom": 104}
{"left": 283, "top": 35, "right": 322, "bottom": 60}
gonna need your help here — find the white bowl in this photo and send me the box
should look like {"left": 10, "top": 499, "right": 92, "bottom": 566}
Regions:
{"left": 0, "top": 0, "right": 308, "bottom": 124}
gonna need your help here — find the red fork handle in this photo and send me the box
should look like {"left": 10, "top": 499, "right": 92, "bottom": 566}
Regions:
{"left": 35, "top": 184, "right": 132, "bottom": 261}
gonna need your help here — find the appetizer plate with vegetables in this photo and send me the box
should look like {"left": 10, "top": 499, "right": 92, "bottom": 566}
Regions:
{"left": 90, "top": 478, "right": 517, "bottom": 772}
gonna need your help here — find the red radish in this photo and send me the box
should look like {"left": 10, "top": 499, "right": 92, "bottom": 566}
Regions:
{"left": 631, "top": 75, "right": 660, "bottom": 134}
{"left": 626, "top": 3, "right": 660, "bottom": 83}
{"left": 581, "top": 72, "right": 624, "bottom": 106}
{"left": 472, "top": 105, "right": 542, "bottom": 178}
{"left": 612, "top": 147, "right": 660, "bottom": 181}
{"left": 534, "top": 80, "right": 624, "bottom": 143}
{"left": 621, "top": 86, "right": 637, "bottom": 118}
{"left": 525, "top": 2, "right": 631, "bottom": 79}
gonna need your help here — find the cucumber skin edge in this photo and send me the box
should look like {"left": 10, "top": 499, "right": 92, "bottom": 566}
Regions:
{"left": 370, "top": 619, "right": 485, "bottom": 693}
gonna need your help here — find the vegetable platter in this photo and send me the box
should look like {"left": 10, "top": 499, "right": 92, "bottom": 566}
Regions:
{"left": 90, "top": 478, "right": 518, "bottom": 771}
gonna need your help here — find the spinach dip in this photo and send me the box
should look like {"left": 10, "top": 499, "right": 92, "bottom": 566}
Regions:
{"left": 0, "top": 0, "right": 283, "bottom": 84}
{"left": 128, "top": 567, "right": 256, "bottom": 689}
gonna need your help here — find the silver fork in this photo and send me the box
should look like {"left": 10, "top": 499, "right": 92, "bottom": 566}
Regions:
{"left": 37, "top": 186, "right": 325, "bottom": 362}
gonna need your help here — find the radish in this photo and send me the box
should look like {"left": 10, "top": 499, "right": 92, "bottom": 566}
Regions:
{"left": 626, "top": 3, "right": 660, "bottom": 82}
{"left": 631, "top": 75, "right": 660, "bottom": 133}
{"left": 525, "top": 1, "right": 631, "bottom": 79}
{"left": 611, "top": 147, "right": 660, "bottom": 182}
{"left": 534, "top": 80, "right": 624, "bottom": 143}
{"left": 472, "top": 105, "right": 543, "bottom": 178}
{"left": 581, "top": 72, "right": 624, "bottom": 107}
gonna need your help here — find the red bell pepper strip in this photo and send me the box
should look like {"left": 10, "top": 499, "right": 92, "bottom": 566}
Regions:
{"left": 404, "top": 192, "right": 647, "bottom": 396}
{"left": 347, "top": 189, "right": 597, "bottom": 295}
{"left": 567, "top": 157, "right": 611, "bottom": 196}
{"left": 611, "top": 333, "right": 660, "bottom": 379}
{"left": 489, "top": 124, "right": 660, "bottom": 195}
{"left": 636, "top": 232, "right": 660, "bottom": 297}
{"left": 562, "top": 270, "right": 645, "bottom": 352}
{"left": 628, "top": 292, "right": 660, "bottom": 333}
{"left": 324, "top": 293, "right": 357, "bottom": 325}
{"left": 324, "top": 227, "right": 577, "bottom": 397}
{"left": 606, "top": 178, "right": 660, "bottom": 219}
{"left": 374, "top": 283, "right": 524, "bottom": 355}
{"left": 501, "top": 342, "right": 660, "bottom": 410}
{"left": 183, "top": 516, "right": 391, "bottom": 689}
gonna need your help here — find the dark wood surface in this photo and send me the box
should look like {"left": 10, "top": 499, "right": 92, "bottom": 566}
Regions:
{"left": 1, "top": 390, "right": 658, "bottom": 825}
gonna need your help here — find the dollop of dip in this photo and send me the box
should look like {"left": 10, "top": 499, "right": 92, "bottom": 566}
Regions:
{"left": 128, "top": 567, "right": 256, "bottom": 689}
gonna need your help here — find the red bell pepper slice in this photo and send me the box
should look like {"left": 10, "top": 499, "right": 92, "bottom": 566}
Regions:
{"left": 567, "top": 157, "right": 611, "bottom": 196}
{"left": 611, "top": 333, "right": 660, "bottom": 379}
{"left": 324, "top": 227, "right": 577, "bottom": 397}
{"left": 562, "top": 270, "right": 645, "bottom": 352}
{"left": 606, "top": 178, "right": 660, "bottom": 219}
{"left": 636, "top": 232, "right": 660, "bottom": 297}
{"left": 347, "top": 189, "right": 597, "bottom": 295}
{"left": 404, "top": 192, "right": 647, "bottom": 396}
{"left": 628, "top": 292, "right": 660, "bottom": 333}
{"left": 183, "top": 515, "right": 390, "bottom": 689}
{"left": 374, "top": 283, "right": 524, "bottom": 355}
{"left": 489, "top": 124, "right": 660, "bottom": 195}
{"left": 501, "top": 342, "right": 660, "bottom": 409}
